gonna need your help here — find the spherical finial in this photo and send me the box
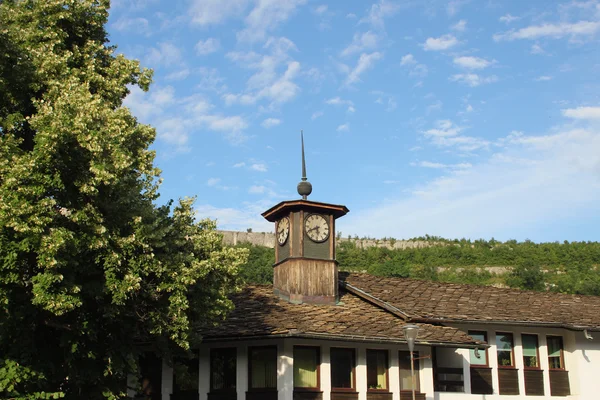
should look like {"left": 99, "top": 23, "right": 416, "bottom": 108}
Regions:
{"left": 297, "top": 181, "right": 312, "bottom": 199}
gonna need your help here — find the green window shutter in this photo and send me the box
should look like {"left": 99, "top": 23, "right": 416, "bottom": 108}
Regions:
{"left": 522, "top": 335, "right": 538, "bottom": 357}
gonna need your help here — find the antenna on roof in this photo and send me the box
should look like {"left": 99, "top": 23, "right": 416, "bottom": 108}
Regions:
{"left": 297, "top": 130, "right": 313, "bottom": 200}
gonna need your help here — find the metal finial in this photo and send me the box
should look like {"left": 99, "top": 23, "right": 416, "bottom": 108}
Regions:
{"left": 301, "top": 130, "right": 307, "bottom": 181}
{"left": 297, "top": 130, "right": 312, "bottom": 200}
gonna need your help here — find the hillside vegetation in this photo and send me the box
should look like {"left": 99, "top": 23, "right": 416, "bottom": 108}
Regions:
{"left": 234, "top": 237, "right": 600, "bottom": 296}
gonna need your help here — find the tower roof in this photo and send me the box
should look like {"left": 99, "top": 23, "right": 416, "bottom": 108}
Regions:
{"left": 262, "top": 199, "right": 349, "bottom": 222}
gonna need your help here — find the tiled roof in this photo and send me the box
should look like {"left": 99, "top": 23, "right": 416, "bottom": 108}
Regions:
{"left": 342, "top": 273, "right": 600, "bottom": 330}
{"left": 199, "top": 285, "right": 481, "bottom": 347}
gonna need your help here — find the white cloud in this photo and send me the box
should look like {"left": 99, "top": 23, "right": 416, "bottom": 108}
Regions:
{"left": 453, "top": 56, "right": 495, "bottom": 70}
{"left": 447, "top": 0, "right": 469, "bottom": 17}
{"left": 400, "top": 54, "right": 427, "bottom": 77}
{"left": 530, "top": 44, "right": 546, "bottom": 55}
{"left": 249, "top": 185, "right": 267, "bottom": 194}
{"left": 165, "top": 69, "right": 190, "bottom": 81}
{"left": 224, "top": 38, "right": 301, "bottom": 107}
{"left": 451, "top": 19, "right": 467, "bottom": 32}
{"left": 400, "top": 54, "right": 416, "bottom": 66}
{"left": 466, "top": 104, "right": 474, "bottom": 113}
{"left": 237, "top": 0, "right": 307, "bottom": 42}
{"left": 314, "top": 4, "right": 328, "bottom": 15}
{"left": 344, "top": 124, "right": 600, "bottom": 240}
{"left": 189, "top": 0, "right": 248, "bottom": 25}
{"left": 345, "top": 52, "right": 383, "bottom": 86}
{"left": 325, "top": 97, "right": 354, "bottom": 108}
{"left": 423, "top": 34, "right": 459, "bottom": 51}
{"left": 424, "top": 119, "right": 462, "bottom": 137}
{"left": 112, "top": 17, "right": 151, "bottom": 36}
{"left": 360, "top": 0, "right": 399, "bottom": 29}
{"left": 195, "top": 38, "right": 221, "bottom": 55}
{"left": 535, "top": 75, "right": 553, "bottom": 81}
{"left": 261, "top": 118, "right": 282, "bottom": 128}
{"left": 499, "top": 13, "right": 520, "bottom": 24}
{"left": 413, "top": 161, "right": 473, "bottom": 170}
{"left": 337, "top": 123, "right": 350, "bottom": 132}
{"left": 233, "top": 162, "right": 246, "bottom": 168}
{"left": 250, "top": 163, "right": 268, "bottom": 172}
{"left": 311, "top": 111, "right": 324, "bottom": 120}
{"left": 198, "top": 67, "right": 228, "bottom": 93}
{"left": 207, "top": 178, "right": 221, "bottom": 186}
{"left": 493, "top": 21, "right": 600, "bottom": 41}
{"left": 562, "top": 106, "right": 600, "bottom": 120}
{"left": 124, "top": 86, "right": 250, "bottom": 149}
{"left": 195, "top": 201, "right": 273, "bottom": 232}
{"left": 341, "top": 31, "right": 380, "bottom": 57}
{"left": 145, "top": 42, "right": 183, "bottom": 67}
{"left": 450, "top": 73, "right": 498, "bottom": 87}
{"left": 422, "top": 120, "right": 490, "bottom": 152}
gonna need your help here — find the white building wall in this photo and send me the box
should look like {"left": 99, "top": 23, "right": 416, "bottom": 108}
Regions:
{"left": 163, "top": 328, "right": 599, "bottom": 400}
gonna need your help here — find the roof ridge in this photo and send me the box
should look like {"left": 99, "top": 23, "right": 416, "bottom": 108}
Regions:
{"left": 339, "top": 280, "right": 415, "bottom": 321}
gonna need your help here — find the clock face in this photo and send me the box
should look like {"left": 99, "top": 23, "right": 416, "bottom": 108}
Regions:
{"left": 304, "top": 214, "right": 330, "bottom": 243}
{"left": 277, "top": 217, "right": 290, "bottom": 246}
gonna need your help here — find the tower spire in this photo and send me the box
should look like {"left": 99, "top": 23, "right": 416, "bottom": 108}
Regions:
{"left": 297, "top": 130, "right": 313, "bottom": 200}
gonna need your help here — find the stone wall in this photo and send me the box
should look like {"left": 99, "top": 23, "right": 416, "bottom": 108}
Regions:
{"left": 218, "top": 230, "right": 439, "bottom": 250}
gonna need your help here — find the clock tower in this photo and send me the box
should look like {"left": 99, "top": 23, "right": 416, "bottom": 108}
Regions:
{"left": 262, "top": 132, "right": 348, "bottom": 305}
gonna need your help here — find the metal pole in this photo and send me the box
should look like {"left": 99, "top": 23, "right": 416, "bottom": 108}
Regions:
{"left": 410, "top": 350, "right": 416, "bottom": 400}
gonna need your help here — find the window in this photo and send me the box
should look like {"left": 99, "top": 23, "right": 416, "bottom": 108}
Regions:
{"left": 496, "top": 333, "right": 515, "bottom": 367}
{"left": 522, "top": 334, "right": 540, "bottom": 368}
{"left": 294, "top": 347, "right": 319, "bottom": 389}
{"left": 173, "top": 356, "right": 199, "bottom": 395}
{"left": 330, "top": 348, "right": 355, "bottom": 390}
{"left": 547, "top": 336, "right": 564, "bottom": 370}
{"left": 210, "top": 348, "right": 236, "bottom": 392}
{"left": 399, "top": 351, "right": 420, "bottom": 391}
{"left": 367, "top": 350, "right": 388, "bottom": 390}
{"left": 468, "top": 331, "right": 488, "bottom": 366}
{"left": 249, "top": 346, "right": 277, "bottom": 390}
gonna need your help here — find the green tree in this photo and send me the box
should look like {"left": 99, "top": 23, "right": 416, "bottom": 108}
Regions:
{"left": 0, "top": 1, "right": 247, "bottom": 398}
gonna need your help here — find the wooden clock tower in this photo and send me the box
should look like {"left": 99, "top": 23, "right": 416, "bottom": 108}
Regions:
{"left": 262, "top": 133, "right": 348, "bottom": 305}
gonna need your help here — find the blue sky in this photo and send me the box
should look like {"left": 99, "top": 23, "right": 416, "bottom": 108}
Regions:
{"left": 108, "top": 0, "right": 600, "bottom": 242}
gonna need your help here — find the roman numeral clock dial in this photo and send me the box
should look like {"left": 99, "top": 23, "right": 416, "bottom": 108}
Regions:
{"left": 304, "top": 214, "right": 330, "bottom": 243}
{"left": 277, "top": 217, "right": 290, "bottom": 245}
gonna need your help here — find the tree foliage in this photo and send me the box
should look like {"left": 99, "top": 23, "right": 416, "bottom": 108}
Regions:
{"left": 0, "top": 1, "right": 247, "bottom": 398}
{"left": 238, "top": 238, "right": 600, "bottom": 295}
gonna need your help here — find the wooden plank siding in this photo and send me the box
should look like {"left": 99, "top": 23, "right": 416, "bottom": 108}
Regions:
{"left": 366, "top": 393, "right": 393, "bottom": 400}
{"left": 293, "top": 392, "right": 323, "bottom": 400}
{"left": 524, "top": 369, "right": 545, "bottom": 396}
{"left": 549, "top": 370, "right": 571, "bottom": 397}
{"left": 273, "top": 258, "right": 338, "bottom": 304}
{"left": 330, "top": 392, "right": 359, "bottom": 400}
{"left": 470, "top": 368, "right": 493, "bottom": 395}
{"left": 399, "top": 393, "right": 426, "bottom": 400}
{"left": 498, "top": 369, "right": 520, "bottom": 395}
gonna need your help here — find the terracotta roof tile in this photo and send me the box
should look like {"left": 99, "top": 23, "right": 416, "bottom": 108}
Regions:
{"left": 199, "top": 285, "right": 479, "bottom": 346}
{"left": 342, "top": 273, "right": 600, "bottom": 330}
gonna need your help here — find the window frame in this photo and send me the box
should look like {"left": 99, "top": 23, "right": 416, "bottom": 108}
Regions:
{"left": 399, "top": 350, "right": 421, "bottom": 393}
{"left": 495, "top": 332, "right": 516, "bottom": 369}
{"left": 330, "top": 347, "right": 357, "bottom": 392}
{"left": 210, "top": 347, "right": 237, "bottom": 393}
{"left": 247, "top": 345, "right": 278, "bottom": 392}
{"left": 468, "top": 330, "right": 489, "bottom": 368}
{"left": 521, "top": 334, "right": 541, "bottom": 370}
{"left": 293, "top": 346, "right": 321, "bottom": 392}
{"left": 366, "top": 349, "right": 389, "bottom": 392}
{"left": 546, "top": 336, "right": 566, "bottom": 371}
